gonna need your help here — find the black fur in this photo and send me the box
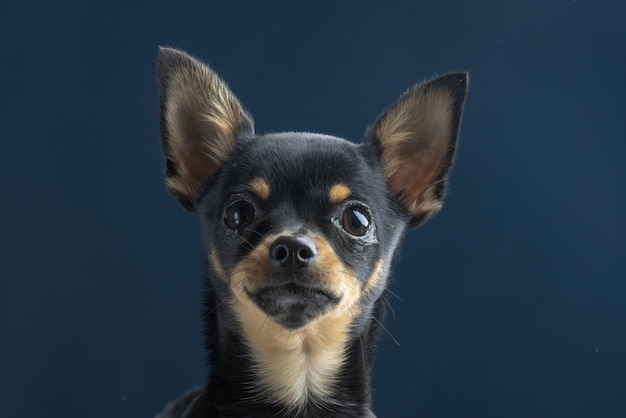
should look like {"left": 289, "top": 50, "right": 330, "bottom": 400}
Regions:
{"left": 155, "top": 47, "right": 468, "bottom": 418}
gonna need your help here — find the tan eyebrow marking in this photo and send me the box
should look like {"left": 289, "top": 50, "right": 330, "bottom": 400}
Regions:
{"left": 328, "top": 183, "right": 352, "bottom": 203}
{"left": 248, "top": 177, "right": 271, "bottom": 200}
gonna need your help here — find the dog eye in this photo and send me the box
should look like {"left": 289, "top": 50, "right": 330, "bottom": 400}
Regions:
{"left": 224, "top": 199, "right": 255, "bottom": 229}
{"left": 341, "top": 207, "right": 371, "bottom": 236}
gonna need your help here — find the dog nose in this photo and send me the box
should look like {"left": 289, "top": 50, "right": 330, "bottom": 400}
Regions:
{"left": 269, "top": 235, "right": 318, "bottom": 269}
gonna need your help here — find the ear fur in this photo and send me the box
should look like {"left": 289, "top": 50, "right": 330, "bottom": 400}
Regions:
{"left": 157, "top": 47, "right": 254, "bottom": 210}
{"left": 365, "top": 73, "right": 468, "bottom": 227}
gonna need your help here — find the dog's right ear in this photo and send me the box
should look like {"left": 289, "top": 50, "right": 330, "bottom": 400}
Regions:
{"left": 363, "top": 73, "right": 468, "bottom": 227}
{"left": 157, "top": 47, "right": 254, "bottom": 211}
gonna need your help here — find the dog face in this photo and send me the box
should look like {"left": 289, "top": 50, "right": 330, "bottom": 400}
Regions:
{"left": 157, "top": 46, "right": 467, "bottom": 408}
{"left": 195, "top": 132, "right": 404, "bottom": 330}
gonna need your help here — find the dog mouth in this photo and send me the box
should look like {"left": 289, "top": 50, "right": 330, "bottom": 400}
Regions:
{"left": 246, "top": 283, "right": 341, "bottom": 329}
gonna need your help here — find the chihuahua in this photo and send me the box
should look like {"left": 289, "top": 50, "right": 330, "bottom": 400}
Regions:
{"left": 155, "top": 47, "right": 468, "bottom": 418}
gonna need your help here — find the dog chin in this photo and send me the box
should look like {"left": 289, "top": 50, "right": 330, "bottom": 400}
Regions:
{"left": 247, "top": 283, "right": 340, "bottom": 329}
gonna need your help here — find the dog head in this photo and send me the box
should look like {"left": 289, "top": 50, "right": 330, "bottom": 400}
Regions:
{"left": 157, "top": 46, "right": 467, "bottom": 334}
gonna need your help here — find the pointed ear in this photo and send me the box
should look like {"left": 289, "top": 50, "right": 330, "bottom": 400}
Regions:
{"left": 157, "top": 47, "right": 254, "bottom": 210}
{"left": 364, "top": 73, "right": 468, "bottom": 227}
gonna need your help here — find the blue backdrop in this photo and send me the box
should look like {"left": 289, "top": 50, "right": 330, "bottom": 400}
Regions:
{"left": 1, "top": 1, "right": 625, "bottom": 417}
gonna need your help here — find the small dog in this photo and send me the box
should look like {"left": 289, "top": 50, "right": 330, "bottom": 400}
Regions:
{"left": 155, "top": 47, "right": 468, "bottom": 418}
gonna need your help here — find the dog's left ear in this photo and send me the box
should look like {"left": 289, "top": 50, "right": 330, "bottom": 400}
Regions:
{"left": 157, "top": 47, "right": 254, "bottom": 211}
{"left": 364, "top": 73, "right": 468, "bottom": 227}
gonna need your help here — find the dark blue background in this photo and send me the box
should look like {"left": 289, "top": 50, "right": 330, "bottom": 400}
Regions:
{"left": 1, "top": 1, "right": 625, "bottom": 417}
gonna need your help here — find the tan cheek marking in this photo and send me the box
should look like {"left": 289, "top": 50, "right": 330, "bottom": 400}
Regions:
{"left": 248, "top": 177, "right": 271, "bottom": 200}
{"left": 228, "top": 234, "right": 363, "bottom": 411}
{"left": 310, "top": 237, "right": 361, "bottom": 307}
{"left": 364, "top": 259, "right": 384, "bottom": 294}
{"left": 209, "top": 247, "right": 227, "bottom": 281}
{"left": 328, "top": 183, "right": 352, "bottom": 203}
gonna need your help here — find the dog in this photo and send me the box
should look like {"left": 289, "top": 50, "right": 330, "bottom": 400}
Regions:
{"left": 155, "top": 47, "right": 468, "bottom": 418}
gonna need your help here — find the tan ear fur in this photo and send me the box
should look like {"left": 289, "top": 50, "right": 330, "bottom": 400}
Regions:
{"left": 373, "top": 73, "right": 468, "bottom": 224}
{"left": 158, "top": 47, "right": 253, "bottom": 209}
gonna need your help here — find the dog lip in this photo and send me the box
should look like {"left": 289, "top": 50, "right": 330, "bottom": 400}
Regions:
{"left": 245, "top": 282, "right": 341, "bottom": 329}
{"left": 247, "top": 282, "right": 340, "bottom": 303}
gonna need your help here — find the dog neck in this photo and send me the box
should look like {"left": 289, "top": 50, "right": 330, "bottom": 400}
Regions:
{"left": 200, "top": 287, "right": 384, "bottom": 417}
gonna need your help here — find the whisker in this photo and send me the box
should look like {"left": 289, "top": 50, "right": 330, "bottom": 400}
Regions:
{"left": 242, "top": 227, "right": 265, "bottom": 240}
{"left": 381, "top": 294, "right": 397, "bottom": 320}
{"left": 372, "top": 315, "right": 400, "bottom": 347}
{"left": 229, "top": 274, "right": 251, "bottom": 292}
{"left": 349, "top": 305, "right": 367, "bottom": 372}
{"left": 204, "top": 298, "right": 226, "bottom": 317}
{"left": 294, "top": 328, "right": 305, "bottom": 344}
{"left": 337, "top": 270, "right": 361, "bottom": 289}
{"left": 258, "top": 312, "right": 271, "bottom": 335}
{"left": 236, "top": 234, "right": 256, "bottom": 250}
{"left": 384, "top": 287, "right": 403, "bottom": 301}
{"left": 204, "top": 273, "right": 249, "bottom": 317}
{"left": 337, "top": 277, "right": 361, "bottom": 294}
